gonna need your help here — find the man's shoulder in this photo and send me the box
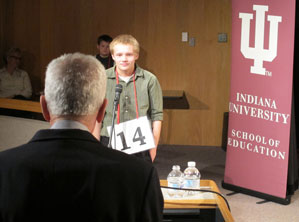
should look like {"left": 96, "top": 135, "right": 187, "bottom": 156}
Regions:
{"left": 0, "top": 129, "right": 95, "bottom": 156}
{"left": 0, "top": 142, "right": 31, "bottom": 166}
{"left": 0, "top": 129, "right": 153, "bottom": 170}
{"left": 100, "top": 146, "right": 154, "bottom": 169}
{"left": 18, "top": 68, "right": 28, "bottom": 75}
{"left": 13, "top": 68, "right": 28, "bottom": 77}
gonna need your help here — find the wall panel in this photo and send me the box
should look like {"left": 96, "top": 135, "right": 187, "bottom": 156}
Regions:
{"left": 3, "top": 0, "right": 231, "bottom": 146}
{"left": 1, "top": 0, "right": 41, "bottom": 95}
{"left": 0, "top": 0, "right": 6, "bottom": 65}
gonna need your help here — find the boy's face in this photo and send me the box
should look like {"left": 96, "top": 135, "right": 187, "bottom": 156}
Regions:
{"left": 97, "top": 41, "right": 110, "bottom": 57}
{"left": 112, "top": 44, "right": 139, "bottom": 75}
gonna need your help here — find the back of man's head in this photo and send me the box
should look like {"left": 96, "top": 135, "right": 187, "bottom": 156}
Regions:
{"left": 44, "top": 53, "right": 106, "bottom": 117}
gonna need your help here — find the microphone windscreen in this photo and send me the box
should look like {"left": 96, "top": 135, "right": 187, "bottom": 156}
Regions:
{"left": 115, "top": 84, "right": 123, "bottom": 93}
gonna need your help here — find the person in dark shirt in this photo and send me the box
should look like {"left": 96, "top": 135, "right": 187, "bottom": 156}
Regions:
{"left": 96, "top": 34, "right": 114, "bottom": 69}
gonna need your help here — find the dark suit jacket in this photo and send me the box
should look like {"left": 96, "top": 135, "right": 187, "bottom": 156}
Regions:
{"left": 0, "top": 129, "right": 163, "bottom": 222}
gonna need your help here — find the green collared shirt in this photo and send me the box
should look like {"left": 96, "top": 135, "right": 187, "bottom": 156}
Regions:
{"left": 101, "top": 65, "right": 163, "bottom": 137}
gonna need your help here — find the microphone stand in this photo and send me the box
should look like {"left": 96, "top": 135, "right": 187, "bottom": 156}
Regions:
{"left": 108, "top": 100, "right": 118, "bottom": 148}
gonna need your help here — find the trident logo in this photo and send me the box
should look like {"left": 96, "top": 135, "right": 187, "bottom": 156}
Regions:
{"left": 239, "top": 5, "right": 282, "bottom": 75}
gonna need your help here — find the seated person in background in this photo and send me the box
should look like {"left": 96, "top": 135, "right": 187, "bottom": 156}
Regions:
{"left": 0, "top": 52, "right": 164, "bottom": 222}
{"left": 96, "top": 34, "right": 114, "bottom": 69}
{"left": 0, "top": 47, "right": 32, "bottom": 99}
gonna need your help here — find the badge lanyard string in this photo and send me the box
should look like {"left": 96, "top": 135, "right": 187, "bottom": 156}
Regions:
{"left": 115, "top": 69, "right": 139, "bottom": 124}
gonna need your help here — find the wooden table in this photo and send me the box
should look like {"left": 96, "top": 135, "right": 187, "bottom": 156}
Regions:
{"left": 0, "top": 98, "right": 41, "bottom": 113}
{"left": 160, "top": 179, "right": 234, "bottom": 221}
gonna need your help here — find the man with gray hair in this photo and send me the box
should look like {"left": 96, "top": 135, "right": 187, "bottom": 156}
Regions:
{"left": 0, "top": 53, "right": 163, "bottom": 222}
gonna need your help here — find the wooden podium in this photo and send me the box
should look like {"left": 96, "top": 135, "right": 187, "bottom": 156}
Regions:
{"left": 160, "top": 179, "right": 234, "bottom": 221}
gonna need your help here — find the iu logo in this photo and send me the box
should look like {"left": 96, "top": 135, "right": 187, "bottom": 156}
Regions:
{"left": 239, "top": 5, "right": 282, "bottom": 75}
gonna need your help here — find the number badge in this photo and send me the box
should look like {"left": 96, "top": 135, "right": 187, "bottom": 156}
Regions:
{"left": 107, "top": 116, "right": 155, "bottom": 154}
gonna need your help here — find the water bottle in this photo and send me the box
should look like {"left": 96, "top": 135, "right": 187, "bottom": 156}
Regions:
{"left": 167, "top": 165, "right": 184, "bottom": 197}
{"left": 183, "top": 161, "right": 201, "bottom": 196}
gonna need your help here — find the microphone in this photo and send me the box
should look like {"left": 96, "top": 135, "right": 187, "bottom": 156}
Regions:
{"left": 108, "top": 84, "right": 123, "bottom": 148}
{"left": 114, "top": 84, "right": 123, "bottom": 106}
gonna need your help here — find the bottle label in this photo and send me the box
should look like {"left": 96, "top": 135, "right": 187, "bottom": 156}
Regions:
{"left": 184, "top": 179, "right": 200, "bottom": 189}
{"left": 168, "top": 182, "right": 181, "bottom": 188}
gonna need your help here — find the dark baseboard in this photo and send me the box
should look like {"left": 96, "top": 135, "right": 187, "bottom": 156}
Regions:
{"left": 222, "top": 181, "right": 291, "bottom": 205}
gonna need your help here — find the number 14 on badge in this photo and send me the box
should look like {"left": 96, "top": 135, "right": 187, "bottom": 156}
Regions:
{"left": 107, "top": 116, "right": 156, "bottom": 154}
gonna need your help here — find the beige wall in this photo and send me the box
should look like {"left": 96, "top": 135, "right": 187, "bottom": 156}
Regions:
{"left": 1, "top": 0, "right": 231, "bottom": 146}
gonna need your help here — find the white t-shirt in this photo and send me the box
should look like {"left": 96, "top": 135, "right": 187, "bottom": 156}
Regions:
{"left": 119, "top": 74, "right": 134, "bottom": 83}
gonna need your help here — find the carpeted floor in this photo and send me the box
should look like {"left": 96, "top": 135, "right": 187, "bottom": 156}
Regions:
{"left": 154, "top": 145, "right": 299, "bottom": 222}
{"left": 1, "top": 116, "right": 298, "bottom": 221}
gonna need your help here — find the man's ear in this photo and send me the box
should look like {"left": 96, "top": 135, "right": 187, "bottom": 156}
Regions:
{"left": 134, "top": 53, "right": 139, "bottom": 61}
{"left": 96, "top": 98, "right": 108, "bottom": 123}
{"left": 40, "top": 95, "right": 51, "bottom": 122}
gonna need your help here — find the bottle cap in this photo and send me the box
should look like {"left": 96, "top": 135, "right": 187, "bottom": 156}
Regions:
{"left": 172, "top": 165, "right": 180, "bottom": 170}
{"left": 187, "top": 161, "right": 196, "bottom": 167}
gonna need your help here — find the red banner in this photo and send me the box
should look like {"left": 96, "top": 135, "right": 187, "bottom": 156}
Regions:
{"left": 224, "top": 0, "right": 296, "bottom": 198}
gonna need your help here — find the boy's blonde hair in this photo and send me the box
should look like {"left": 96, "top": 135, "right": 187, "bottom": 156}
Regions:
{"left": 110, "top": 34, "right": 140, "bottom": 55}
